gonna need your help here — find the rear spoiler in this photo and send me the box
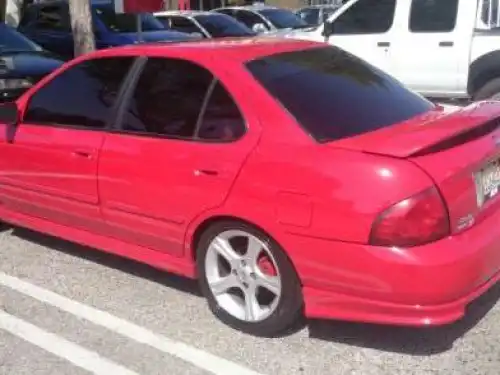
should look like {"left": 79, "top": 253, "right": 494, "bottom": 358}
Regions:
{"left": 330, "top": 101, "right": 500, "bottom": 158}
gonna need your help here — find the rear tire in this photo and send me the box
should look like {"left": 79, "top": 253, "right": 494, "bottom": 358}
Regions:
{"left": 196, "top": 220, "right": 303, "bottom": 337}
{"left": 473, "top": 77, "right": 500, "bottom": 101}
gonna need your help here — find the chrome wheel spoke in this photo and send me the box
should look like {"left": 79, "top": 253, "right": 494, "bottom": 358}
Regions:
{"left": 245, "top": 236, "right": 263, "bottom": 266}
{"left": 256, "top": 274, "right": 281, "bottom": 296}
{"left": 211, "top": 237, "right": 240, "bottom": 265}
{"left": 244, "top": 286, "right": 260, "bottom": 321}
{"left": 208, "top": 274, "right": 240, "bottom": 296}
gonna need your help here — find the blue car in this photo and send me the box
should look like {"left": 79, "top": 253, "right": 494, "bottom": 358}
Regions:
{"left": 0, "top": 23, "right": 63, "bottom": 101}
{"left": 18, "top": 0, "right": 196, "bottom": 60}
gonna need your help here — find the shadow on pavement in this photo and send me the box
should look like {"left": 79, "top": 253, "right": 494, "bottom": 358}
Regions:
{"left": 8, "top": 226, "right": 500, "bottom": 353}
{"left": 307, "top": 282, "right": 500, "bottom": 355}
{"left": 10, "top": 226, "right": 202, "bottom": 298}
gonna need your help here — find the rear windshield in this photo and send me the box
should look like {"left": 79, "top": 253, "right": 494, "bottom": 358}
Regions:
{"left": 245, "top": 46, "right": 434, "bottom": 143}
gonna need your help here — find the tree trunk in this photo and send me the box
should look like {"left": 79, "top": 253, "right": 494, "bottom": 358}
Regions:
{"left": 68, "top": 0, "right": 95, "bottom": 57}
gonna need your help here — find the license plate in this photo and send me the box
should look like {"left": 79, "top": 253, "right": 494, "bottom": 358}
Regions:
{"left": 474, "top": 159, "right": 500, "bottom": 207}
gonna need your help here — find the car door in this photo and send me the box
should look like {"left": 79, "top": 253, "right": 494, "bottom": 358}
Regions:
{"left": 389, "top": 0, "right": 476, "bottom": 96}
{"left": 0, "top": 56, "right": 137, "bottom": 233}
{"left": 98, "top": 56, "right": 261, "bottom": 257}
{"left": 20, "top": 3, "right": 75, "bottom": 60}
{"left": 324, "top": 0, "right": 397, "bottom": 74}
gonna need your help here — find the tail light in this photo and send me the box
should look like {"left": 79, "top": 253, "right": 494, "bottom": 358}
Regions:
{"left": 369, "top": 187, "right": 450, "bottom": 247}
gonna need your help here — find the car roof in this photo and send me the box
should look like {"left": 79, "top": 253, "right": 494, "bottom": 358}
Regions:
{"left": 297, "top": 4, "right": 341, "bottom": 9}
{"left": 154, "top": 10, "right": 213, "bottom": 17}
{"left": 84, "top": 37, "right": 322, "bottom": 63}
{"left": 213, "top": 5, "right": 280, "bottom": 12}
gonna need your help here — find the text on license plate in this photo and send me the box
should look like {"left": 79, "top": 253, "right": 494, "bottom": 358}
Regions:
{"left": 475, "top": 159, "right": 500, "bottom": 207}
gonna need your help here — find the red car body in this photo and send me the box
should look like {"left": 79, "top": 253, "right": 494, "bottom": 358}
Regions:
{"left": 1, "top": 38, "right": 500, "bottom": 328}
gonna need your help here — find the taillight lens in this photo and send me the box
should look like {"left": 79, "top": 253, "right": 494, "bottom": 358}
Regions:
{"left": 369, "top": 187, "right": 450, "bottom": 247}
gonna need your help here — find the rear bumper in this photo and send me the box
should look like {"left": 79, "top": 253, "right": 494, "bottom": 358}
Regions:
{"left": 282, "top": 204, "right": 500, "bottom": 326}
{"left": 302, "top": 267, "right": 500, "bottom": 326}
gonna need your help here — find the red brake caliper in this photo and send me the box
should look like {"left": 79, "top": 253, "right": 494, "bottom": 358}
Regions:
{"left": 257, "top": 255, "right": 277, "bottom": 276}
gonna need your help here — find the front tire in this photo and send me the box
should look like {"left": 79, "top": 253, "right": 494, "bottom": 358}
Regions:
{"left": 196, "top": 221, "right": 303, "bottom": 337}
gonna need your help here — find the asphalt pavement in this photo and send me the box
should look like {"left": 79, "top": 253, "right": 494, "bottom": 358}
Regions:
{"left": 0, "top": 226, "right": 499, "bottom": 375}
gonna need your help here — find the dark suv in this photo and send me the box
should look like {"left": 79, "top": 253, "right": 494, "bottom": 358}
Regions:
{"left": 18, "top": 0, "right": 195, "bottom": 60}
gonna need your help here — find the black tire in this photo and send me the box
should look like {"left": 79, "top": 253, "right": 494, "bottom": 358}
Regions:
{"left": 473, "top": 77, "right": 500, "bottom": 101}
{"left": 196, "top": 220, "right": 303, "bottom": 337}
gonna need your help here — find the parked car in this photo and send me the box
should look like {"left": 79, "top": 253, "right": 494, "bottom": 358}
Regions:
{"left": 285, "top": 0, "right": 500, "bottom": 101}
{"left": 0, "top": 23, "right": 63, "bottom": 102}
{"left": 1, "top": 37, "right": 500, "bottom": 337}
{"left": 212, "top": 5, "right": 309, "bottom": 34}
{"left": 17, "top": 0, "right": 195, "bottom": 60}
{"left": 154, "top": 11, "right": 256, "bottom": 38}
{"left": 295, "top": 4, "right": 342, "bottom": 26}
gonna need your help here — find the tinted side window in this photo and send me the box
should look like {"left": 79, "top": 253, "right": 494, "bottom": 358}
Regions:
{"left": 246, "top": 46, "right": 433, "bottom": 143}
{"left": 167, "top": 16, "right": 201, "bottom": 34}
{"left": 121, "top": 58, "right": 213, "bottom": 139}
{"left": 24, "top": 57, "right": 135, "bottom": 128}
{"left": 297, "top": 8, "right": 320, "bottom": 25}
{"left": 236, "top": 10, "right": 268, "bottom": 29}
{"left": 332, "top": 0, "right": 396, "bottom": 34}
{"left": 196, "top": 81, "right": 245, "bottom": 141}
{"left": 409, "top": 0, "right": 459, "bottom": 32}
{"left": 35, "top": 5, "right": 71, "bottom": 31}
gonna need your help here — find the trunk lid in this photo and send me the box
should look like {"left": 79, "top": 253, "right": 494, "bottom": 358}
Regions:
{"left": 330, "top": 101, "right": 500, "bottom": 234}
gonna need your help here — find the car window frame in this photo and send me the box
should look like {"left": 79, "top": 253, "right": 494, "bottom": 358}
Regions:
{"left": 20, "top": 56, "right": 142, "bottom": 132}
{"left": 112, "top": 56, "right": 248, "bottom": 144}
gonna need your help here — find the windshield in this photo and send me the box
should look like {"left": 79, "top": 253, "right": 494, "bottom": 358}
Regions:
{"left": 257, "top": 8, "right": 308, "bottom": 29}
{"left": 0, "top": 23, "right": 42, "bottom": 53}
{"left": 194, "top": 14, "right": 256, "bottom": 37}
{"left": 95, "top": 7, "right": 166, "bottom": 33}
{"left": 246, "top": 46, "right": 433, "bottom": 143}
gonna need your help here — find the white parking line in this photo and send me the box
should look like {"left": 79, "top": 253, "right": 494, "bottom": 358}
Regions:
{"left": 0, "top": 309, "right": 140, "bottom": 375}
{"left": 0, "top": 272, "right": 264, "bottom": 375}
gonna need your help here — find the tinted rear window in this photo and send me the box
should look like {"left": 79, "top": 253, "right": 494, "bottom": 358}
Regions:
{"left": 245, "top": 46, "right": 434, "bottom": 143}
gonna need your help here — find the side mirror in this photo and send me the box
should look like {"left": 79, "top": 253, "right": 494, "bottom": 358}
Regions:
{"left": 0, "top": 102, "right": 19, "bottom": 126}
{"left": 322, "top": 21, "right": 334, "bottom": 38}
{"left": 252, "top": 23, "right": 267, "bottom": 33}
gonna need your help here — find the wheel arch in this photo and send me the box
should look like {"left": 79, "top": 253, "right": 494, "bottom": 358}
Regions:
{"left": 468, "top": 50, "right": 500, "bottom": 96}
{"left": 191, "top": 215, "right": 277, "bottom": 262}
{"left": 188, "top": 214, "right": 303, "bottom": 284}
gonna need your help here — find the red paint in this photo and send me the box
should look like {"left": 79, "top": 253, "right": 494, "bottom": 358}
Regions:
{"left": 2, "top": 38, "right": 500, "bottom": 327}
{"left": 122, "top": 0, "right": 164, "bottom": 13}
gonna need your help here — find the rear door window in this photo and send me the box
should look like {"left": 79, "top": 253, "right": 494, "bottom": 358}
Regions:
{"left": 409, "top": 0, "right": 459, "bottom": 33}
{"left": 245, "top": 46, "right": 434, "bottom": 143}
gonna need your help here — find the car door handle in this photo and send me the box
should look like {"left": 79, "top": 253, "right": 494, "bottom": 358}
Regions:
{"left": 439, "top": 41, "right": 454, "bottom": 47}
{"left": 194, "top": 169, "right": 219, "bottom": 176}
{"left": 377, "top": 42, "right": 390, "bottom": 47}
{"left": 71, "top": 149, "right": 93, "bottom": 159}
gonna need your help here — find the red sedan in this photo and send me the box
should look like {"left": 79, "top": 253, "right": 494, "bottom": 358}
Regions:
{"left": 0, "top": 37, "right": 500, "bottom": 337}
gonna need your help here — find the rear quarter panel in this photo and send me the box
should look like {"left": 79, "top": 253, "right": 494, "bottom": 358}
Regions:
{"left": 185, "top": 68, "right": 436, "bottom": 255}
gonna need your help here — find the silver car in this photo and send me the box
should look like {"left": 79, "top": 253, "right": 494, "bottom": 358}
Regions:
{"left": 212, "top": 5, "right": 309, "bottom": 34}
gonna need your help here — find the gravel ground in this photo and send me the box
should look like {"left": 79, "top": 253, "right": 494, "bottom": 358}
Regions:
{"left": 0, "top": 226, "right": 499, "bottom": 375}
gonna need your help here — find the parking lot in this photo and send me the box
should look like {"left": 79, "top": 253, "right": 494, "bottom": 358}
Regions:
{"left": 0, "top": 226, "right": 498, "bottom": 375}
